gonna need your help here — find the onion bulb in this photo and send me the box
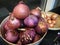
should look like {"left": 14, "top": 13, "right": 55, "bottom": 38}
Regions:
{"left": 24, "top": 15, "right": 38, "bottom": 27}
{"left": 19, "top": 28, "right": 36, "bottom": 44}
{"left": 33, "top": 34, "right": 41, "bottom": 42}
{"left": 52, "top": 20, "right": 56, "bottom": 24}
{"left": 4, "top": 16, "right": 20, "bottom": 30}
{"left": 31, "top": 7, "right": 41, "bottom": 18}
{"left": 47, "top": 19, "right": 52, "bottom": 24}
{"left": 35, "top": 18, "right": 48, "bottom": 34}
{"left": 5, "top": 30, "right": 18, "bottom": 43}
{"left": 49, "top": 23, "right": 54, "bottom": 28}
{"left": 17, "top": 40, "right": 22, "bottom": 45}
{"left": 12, "top": 1, "right": 30, "bottom": 19}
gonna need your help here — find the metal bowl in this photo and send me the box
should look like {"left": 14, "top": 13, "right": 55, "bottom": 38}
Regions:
{"left": 0, "top": 16, "right": 47, "bottom": 45}
{"left": 45, "top": 12, "right": 60, "bottom": 30}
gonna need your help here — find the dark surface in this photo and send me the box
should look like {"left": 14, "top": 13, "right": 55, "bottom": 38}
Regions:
{"left": 40, "top": 30, "right": 60, "bottom": 45}
{"left": 0, "top": 7, "right": 60, "bottom": 45}
{"left": 0, "top": 0, "right": 41, "bottom": 12}
{"left": 50, "top": 7, "right": 60, "bottom": 15}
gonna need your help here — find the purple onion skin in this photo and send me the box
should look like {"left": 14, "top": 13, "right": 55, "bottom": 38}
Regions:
{"left": 5, "top": 30, "right": 18, "bottom": 43}
{"left": 19, "top": 28, "right": 36, "bottom": 44}
{"left": 12, "top": 2, "right": 30, "bottom": 19}
{"left": 35, "top": 18, "right": 48, "bottom": 35}
{"left": 4, "top": 16, "right": 21, "bottom": 30}
{"left": 24, "top": 15, "right": 38, "bottom": 27}
{"left": 31, "top": 8, "right": 41, "bottom": 18}
{"left": 4, "top": 22, "right": 11, "bottom": 31}
{"left": 33, "top": 34, "right": 41, "bottom": 43}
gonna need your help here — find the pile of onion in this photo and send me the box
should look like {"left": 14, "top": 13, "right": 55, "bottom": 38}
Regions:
{"left": 2, "top": 1, "right": 48, "bottom": 45}
{"left": 45, "top": 12, "right": 58, "bottom": 28}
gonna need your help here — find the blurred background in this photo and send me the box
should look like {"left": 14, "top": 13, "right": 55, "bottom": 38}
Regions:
{"left": 0, "top": 0, "right": 60, "bottom": 12}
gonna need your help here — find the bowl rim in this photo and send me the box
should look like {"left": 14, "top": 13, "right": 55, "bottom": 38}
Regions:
{"left": 48, "top": 28, "right": 60, "bottom": 30}
{"left": 0, "top": 16, "right": 47, "bottom": 45}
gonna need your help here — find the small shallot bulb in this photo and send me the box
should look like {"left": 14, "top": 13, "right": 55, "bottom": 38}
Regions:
{"left": 49, "top": 23, "right": 54, "bottom": 28}
{"left": 51, "top": 14, "right": 58, "bottom": 20}
{"left": 19, "top": 28, "right": 36, "bottom": 44}
{"left": 47, "top": 19, "right": 52, "bottom": 24}
{"left": 46, "top": 15, "right": 51, "bottom": 20}
{"left": 52, "top": 20, "right": 56, "bottom": 24}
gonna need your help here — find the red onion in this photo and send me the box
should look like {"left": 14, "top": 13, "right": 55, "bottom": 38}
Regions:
{"left": 19, "top": 28, "right": 36, "bottom": 44}
{"left": 33, "top": 34, "right": 41, "bottom": 43}
{"left": 12, "top": 1, "right": 30, "bottom": 19}
{"left": 5, "top": 30, "right": 18, "bottom": 43}
{"left": 4, "top": 22, "right": 11, "bottom": 31}
{"left": 35, "top": 18, "right": 48, "bottom": 34}
{"left": 4, "top": 16, "right": 20, "bottom": 30}
{"left": 17, "top": 40, "right": 22, "bottom": 45}
{"left": 31, "top": 7, "right": 41, "bottom": 18}
{"left": 24, "top": 15, "right": 38, "bottom": 27}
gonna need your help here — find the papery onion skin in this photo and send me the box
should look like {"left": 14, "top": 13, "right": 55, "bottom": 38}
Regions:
{"left": 24, "top": 15, "right": 38, "bottom": 27}
{"left": 12, "top": 2, "right": 30, "bottom": 19}
{"left": 19, "top": 28, "right": 36, "bottom": 44}
{"left": 35, "top": 18, "right": 48, "bottom": 34}
{"left": 31, "top": 8, "right": 41, "bottom": 18}
{"left": 5, "top": 30, "right": 18, "bottom": 43}
{"left": 5, "top": 16, "right": 21, "bottom": 30}
{"left": 33, "top": 34, "right": 41, "bottom": 43}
